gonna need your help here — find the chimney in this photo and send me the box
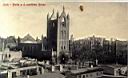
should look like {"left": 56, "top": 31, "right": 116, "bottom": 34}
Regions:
{"left": 27, "top": 75, "right": 30, "bottom": 78}
{"left": 46, "top": 60, "right": 49, "bottom": 65}
{"left": 91, "top": 65, "right": 93, "bottom": 68}
{"left": 41, "top": 67, "right": 44, "bottom": 74}
{"left": 8, "top": 71, "right": 12, "bottom": 78}
{"left": 52, "top": 65, "right": 55, "bottom": 72}
{"left": 95, "top": 59, "right": 98, "bottom": 66}
{"left": 60, "top": 64, "right": 63, "bottom": 72}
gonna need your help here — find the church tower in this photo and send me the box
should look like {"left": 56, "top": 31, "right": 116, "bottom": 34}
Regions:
{"left": 47, "top": 6, "right": 69, "bottom": 64}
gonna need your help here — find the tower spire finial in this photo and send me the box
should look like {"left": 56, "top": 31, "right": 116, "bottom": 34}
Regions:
{"left": 63, "top": 5, "right": 65, "bottom": 12}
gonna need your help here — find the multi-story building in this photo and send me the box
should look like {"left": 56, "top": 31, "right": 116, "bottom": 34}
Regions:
{"left": 70, "top": 36, "right": 127, "bottom": 64}
{"left": 0, "top": 49, "right": 22, "bottom": 62}
{"left": 115, "top": 40, "right": 127, "bottom": 64}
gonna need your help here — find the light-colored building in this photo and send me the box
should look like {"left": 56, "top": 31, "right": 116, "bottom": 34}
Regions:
{"left": 66, "top": 67, "right": 103, "bottom": 78}
{"left": 0, "top": 57, "right": 45, "bottom": 78}
{"left": 0, "top": 48, "right": 22, "bottom": 62}
{"left": 0, "top": 65, "right": 44, "bottom": 78}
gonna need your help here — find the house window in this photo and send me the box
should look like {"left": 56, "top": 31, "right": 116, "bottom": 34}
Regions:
{"left": 86, "top": 74, "right": 88, "bottom": 77}
{"left": 100, "top": 71, "right": 103, "bottom": 74}
{"left": 97, "top": 72, "right": 99, "bottom": 76}
{"left": 9, "top": 54, "right": 11, "bottom": 58}
{"left": 64, "top": 46, "right": 65, "bottom": 49}
{"left": 90, "top": 74, "right": 92, "bottom": 77}
{"left": 83, "top": 75, "right": 85, "bottom": 78}
{"left": 78, "top": 75, "right": 81, "bottom": 78}
{"left": 61, "top": 46, "right": 63, "bottom": 50}
{"left": 5, "top": 54, "right": 7, "bottom": 58}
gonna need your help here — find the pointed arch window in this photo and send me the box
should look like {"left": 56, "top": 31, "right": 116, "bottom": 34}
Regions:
{"left": 61, "top": 17, "right": 66, "bottom": 27}
{"left": 53, "top": 23, "right": 55, "bottom": 27}
{"left": 62, "top": 17, "right": 65, "bottom": 22}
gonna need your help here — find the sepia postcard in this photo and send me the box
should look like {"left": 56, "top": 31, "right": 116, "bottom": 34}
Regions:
{"left": 0, "top": 0, "right": 127, "bottom": 78}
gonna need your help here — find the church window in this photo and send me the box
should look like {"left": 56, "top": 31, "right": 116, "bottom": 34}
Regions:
{"left": 61, "top": 31, "right": 63, "bottom": 39}
{"left": 62, "top": 22, "right": 65, "bottom": 26}
{"left": 64, "top": 31, "right": 66, "bottom": 38}
{"left": 83, "top": 75, "right": 85, "bottom": 78}
{"left": 53, "top": 23, "right": 55, "bottom": 27}
{"left": 5, "top": 54, "right": 7, "bottom": 58}
{"left": 86, "top": 74, "right": 88, "bottom": 77}
{"left": 64, "top": 46, "right": 65, "bottom": 49}
{"left": 61, "top": 46, "right": 63, "bottom": 50}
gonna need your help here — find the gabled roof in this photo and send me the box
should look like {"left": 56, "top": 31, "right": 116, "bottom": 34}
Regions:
{"left": 20, "top": 34, "right": 37, "bottom": 43}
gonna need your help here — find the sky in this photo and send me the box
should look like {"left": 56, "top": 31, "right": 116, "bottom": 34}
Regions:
{"left": 0, "top": 1, "right": 128, "bottom": 40}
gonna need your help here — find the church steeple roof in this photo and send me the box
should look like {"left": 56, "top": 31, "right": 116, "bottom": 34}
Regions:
{"left": 47, "top": 12, "right": 49, "bottom": 19}
{"left": 60, "top": 6, "right": 66, "bottom": 17}
{"left": 50, "top": 9, "right": 56, "bottom": 20}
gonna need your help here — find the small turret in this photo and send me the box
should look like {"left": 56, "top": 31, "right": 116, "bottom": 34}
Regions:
{"left": 60, "top": 6, "right": 66, "bottom": 18}
{"left": 67, "top": 13, "right": 69, "bottom": 19}
{"left": 47, "top": 13, "right": 49, "bottom": 20}
{"left": 17, "top": 36, "right": 21, "bottom": 44}
{"left": 41, "top": 35, "right": 44, "bottom": 41}
{"left": 57, "top": 11, "right": 59, "bottom": 18}
{"left": 50, "top": 9, "right": 56, "bottom": 20}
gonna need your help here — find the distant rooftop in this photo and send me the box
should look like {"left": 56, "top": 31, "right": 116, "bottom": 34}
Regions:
{"left": 71, "top": 67, "right": 103, "bottom": 75}
{"left": 20, "top": 34, "right": 40, "bottom": 43}
{"left": 100, "top": 64, "right": 126, "bottom": 68}
{"left": 16, "top": 72, "right": 65, "bottom": 78}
